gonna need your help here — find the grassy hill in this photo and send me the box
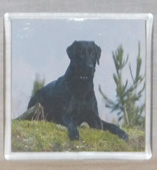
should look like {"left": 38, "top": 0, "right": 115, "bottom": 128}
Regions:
{"left": 12, "top": 120, "right": 145, "bottom": 152}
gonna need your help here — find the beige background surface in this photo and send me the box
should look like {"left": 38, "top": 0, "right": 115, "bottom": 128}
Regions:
{"left": 0, "top": 0, "right": 156, "bottom": 169}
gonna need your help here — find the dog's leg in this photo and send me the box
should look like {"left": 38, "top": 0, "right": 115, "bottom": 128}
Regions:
{"left": 87, "top": 113, "right": 128, "bottom": 142}
{"left": 67, "top": 121, "right": 79, "bottom": 140}
{"left": 86, "top": 96, "right": 128, "bottom": 142}
{"left": 62, "top": 116, "right": 79, "bottom": 140}
{"left": 101, "top": 120, "right": 129, "bottom": 142}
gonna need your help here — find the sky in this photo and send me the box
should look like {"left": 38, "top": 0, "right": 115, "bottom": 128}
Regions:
{"left": 11, "top": 17, "right": 146, "bottom": 123}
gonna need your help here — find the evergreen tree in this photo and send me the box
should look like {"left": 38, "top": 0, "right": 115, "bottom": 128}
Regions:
{"left": 99, "top": 44, "right": 145, "bottom": 129}
{"left": 31, "top": 74, "right": 45, "bottom": 96}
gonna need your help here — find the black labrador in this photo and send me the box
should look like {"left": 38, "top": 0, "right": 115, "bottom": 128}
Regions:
{"left": 28, "top": 41, "right": 128, "bottom": 142}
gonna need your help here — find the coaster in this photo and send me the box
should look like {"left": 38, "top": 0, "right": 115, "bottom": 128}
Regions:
{"left": 4, "top": 13, "right": 153, "bottom": 160}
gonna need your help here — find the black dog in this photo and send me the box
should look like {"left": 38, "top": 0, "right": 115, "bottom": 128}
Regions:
{"left": 28, "top": 41, "right": 128, "bottom": 141}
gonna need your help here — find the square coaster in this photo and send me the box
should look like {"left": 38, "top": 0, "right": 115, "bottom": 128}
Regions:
{"left": 4, "top": 13, "right": 153, "bottom": 160}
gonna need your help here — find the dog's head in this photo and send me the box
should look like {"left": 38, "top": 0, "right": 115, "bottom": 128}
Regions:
{"left": 66, "top": 41, "right": 101, "bottom": 81}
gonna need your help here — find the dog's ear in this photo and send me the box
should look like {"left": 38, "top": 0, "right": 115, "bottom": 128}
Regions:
{"left": 66, "top": 41, "right": 77, "bottom": 60}
{"left": 93, "top": 42, "right": 101, "bottom": 65}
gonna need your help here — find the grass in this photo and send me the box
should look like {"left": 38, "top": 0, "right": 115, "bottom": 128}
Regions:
{"left": 12, "top": 120, "right": 145, "bottom": 152}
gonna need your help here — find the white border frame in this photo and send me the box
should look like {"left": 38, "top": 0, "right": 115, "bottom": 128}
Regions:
{"left": 4, "top": 13, "right": 153, "bottom": 160}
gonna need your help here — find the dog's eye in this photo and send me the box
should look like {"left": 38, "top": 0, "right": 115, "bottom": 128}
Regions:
{"left": 88, "top": 48, "right": 95, "bottom": 55}
{"left": 89, "top": 51, "right": 95, "bottom": 57}
{"left": 77, "top": 49, "right": 84, "bottom": 56}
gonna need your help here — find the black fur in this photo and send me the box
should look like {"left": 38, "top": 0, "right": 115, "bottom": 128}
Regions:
{"left": 28, "top": 41, "right": 128, "bottom": 141}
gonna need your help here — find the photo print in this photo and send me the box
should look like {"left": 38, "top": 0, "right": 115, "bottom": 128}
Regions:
{"left": 4, "top": 13, "right": 153, "bottom": 160}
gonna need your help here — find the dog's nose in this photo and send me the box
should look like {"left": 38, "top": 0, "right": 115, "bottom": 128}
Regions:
{"left": 86, "top": 63, "right": 94, "bottom": 69}
{"left": 85, "top": 66, "right": 95, "bottom": 74}
{"left": 87, "top": 65, "right": 94, "bottom": 69}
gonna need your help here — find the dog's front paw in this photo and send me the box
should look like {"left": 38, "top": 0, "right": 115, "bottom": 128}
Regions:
{"left": 68, "top": 123, "right": 79, "bottom": 140}
{"left": 117, "top": 128, "right": 129, "bottom": 142}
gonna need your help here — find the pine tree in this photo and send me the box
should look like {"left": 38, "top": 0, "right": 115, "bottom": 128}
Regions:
{"left": 99, "top": 44, "right": 145, "bottom": 129}
{"left": 31, "top": 74, "right": 45, "bottom": 96}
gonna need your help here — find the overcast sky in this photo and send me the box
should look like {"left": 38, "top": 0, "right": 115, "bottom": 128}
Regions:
{"left": 11, "top": 18, "right": 146, "bottom": 123}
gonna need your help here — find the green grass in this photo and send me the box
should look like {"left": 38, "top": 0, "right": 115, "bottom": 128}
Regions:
{"left": 12, "top": 120, "right": 145, "bottom": 152}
